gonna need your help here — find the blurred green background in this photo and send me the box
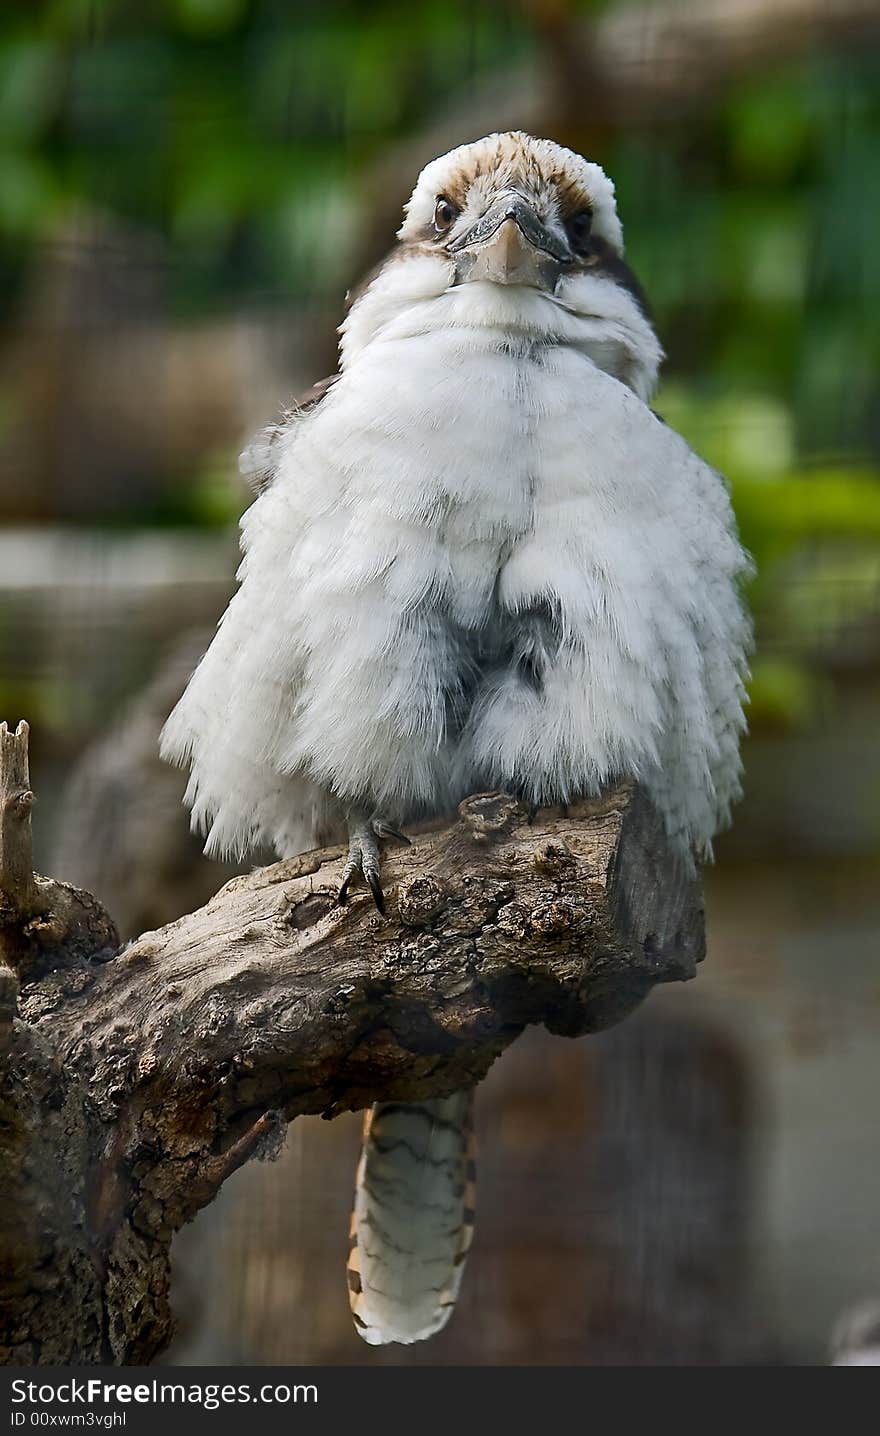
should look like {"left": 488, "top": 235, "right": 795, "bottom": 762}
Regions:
{"left": 2, "top": 0, "right": 879, "bottom": 1367}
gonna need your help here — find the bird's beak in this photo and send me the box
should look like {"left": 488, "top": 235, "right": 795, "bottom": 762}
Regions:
{"left": 450, "top": 192, "right": 567, "bottom": 291}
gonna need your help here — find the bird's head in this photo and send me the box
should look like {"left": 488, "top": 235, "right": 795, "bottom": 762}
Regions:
{"left": 399, "top": 130, "right": 624, "bottom": 292}
{"left": 342, "top": 132, "right": 662, "bottom": 400}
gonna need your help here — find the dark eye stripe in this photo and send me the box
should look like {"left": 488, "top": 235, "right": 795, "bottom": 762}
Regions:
{"left": 566, "top": 209, "right": 593, "bottom": 251}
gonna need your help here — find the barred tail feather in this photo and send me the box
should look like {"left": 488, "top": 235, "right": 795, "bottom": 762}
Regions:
{"left": 347, "top": 1092, "right": 476, "bottom": 1346}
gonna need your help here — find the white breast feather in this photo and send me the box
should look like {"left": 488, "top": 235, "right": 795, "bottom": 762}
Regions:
{"left": 161, "top": 258, "right": 750, "bottom": 865}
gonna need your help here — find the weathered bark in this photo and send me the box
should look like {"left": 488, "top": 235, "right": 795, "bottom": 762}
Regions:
{"left": 0, "top": 721, "right": 37, "bottom": 925}
{"left": 0, "top": 720, "right": 703, "bottom": 1364}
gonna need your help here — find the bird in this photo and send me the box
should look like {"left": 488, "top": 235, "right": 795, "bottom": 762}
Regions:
{"left": 161, "top": 130, "right": 752, "bottom": 1347}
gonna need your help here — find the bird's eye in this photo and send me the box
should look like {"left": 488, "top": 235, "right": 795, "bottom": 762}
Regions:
{"left": 433, "top": 196, "right": 459, "bottom": 234}
{"left": 566, "top": 209, "right": 593, "bottom": 254}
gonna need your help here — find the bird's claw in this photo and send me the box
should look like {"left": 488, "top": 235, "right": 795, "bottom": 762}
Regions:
{"left": 371, "top": 819, "right": 412, "bottom": 847}
{"left": 337, "top": 813, "right": 410, "bottom": 914}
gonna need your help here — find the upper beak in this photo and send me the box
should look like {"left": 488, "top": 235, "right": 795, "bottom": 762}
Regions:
{"left": 450, "top": 192, "right": 568, "bottom": 291}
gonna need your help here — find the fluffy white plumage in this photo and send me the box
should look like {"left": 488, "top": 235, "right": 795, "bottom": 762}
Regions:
{"left": 161, "top": 131, "right": 752, "bottom": 1345}
{"left": 162, "top": 133, "right": 749, "bottom": 867}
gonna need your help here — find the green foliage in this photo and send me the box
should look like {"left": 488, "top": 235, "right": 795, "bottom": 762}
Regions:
{"left": 746, "top": 656, "right": 828, "bottom": 731}
{"left": 0, "top": 1, "right": 529, "bottom": 301}
{"left": 659, "top": 384, "right": 880, "bottom": 725}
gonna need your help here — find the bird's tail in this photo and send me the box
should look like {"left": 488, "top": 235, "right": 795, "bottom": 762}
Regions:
{"left": 347, "top": 1091, "right": 476, "bottom": 1345}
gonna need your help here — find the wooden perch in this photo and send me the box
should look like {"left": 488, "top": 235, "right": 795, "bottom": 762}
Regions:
{"left": 0, "top": 721, "right": 703, "bottom": 1364}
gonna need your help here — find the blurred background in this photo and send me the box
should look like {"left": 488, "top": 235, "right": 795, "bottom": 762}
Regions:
{"left": 2, "top": 0, "right": 880, "bottom": 1366}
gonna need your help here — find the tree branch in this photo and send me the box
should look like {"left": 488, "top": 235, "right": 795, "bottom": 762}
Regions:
{"left": 1, "top": 720, "right": 703, "bottom": 1363}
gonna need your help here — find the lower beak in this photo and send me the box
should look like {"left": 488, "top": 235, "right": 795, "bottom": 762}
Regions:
{"left": 451, "top": 194, "right": 566, "bottom": 291}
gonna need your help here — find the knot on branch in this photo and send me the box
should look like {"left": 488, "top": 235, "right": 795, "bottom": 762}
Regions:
{"left": 457, "top": 791, "right": 520, "bottom": 842}
{"left": 397, "top": 873, "right": 449, "bottom": 926}
{"left": 532, "top": 837, "right": 576, "bottom": 875}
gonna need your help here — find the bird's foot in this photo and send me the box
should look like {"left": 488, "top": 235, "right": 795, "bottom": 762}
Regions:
{"left": 337, "top": 812, "right": 411, "bottom": 915}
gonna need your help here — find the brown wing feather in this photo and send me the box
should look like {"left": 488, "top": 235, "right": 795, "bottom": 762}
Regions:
{"left": 238, "top": 374, "right": 339, "bottom": 496}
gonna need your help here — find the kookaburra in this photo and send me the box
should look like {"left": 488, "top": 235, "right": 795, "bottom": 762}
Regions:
{"left": 162, "top": 132, "right": 752, "bottom": 1347}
